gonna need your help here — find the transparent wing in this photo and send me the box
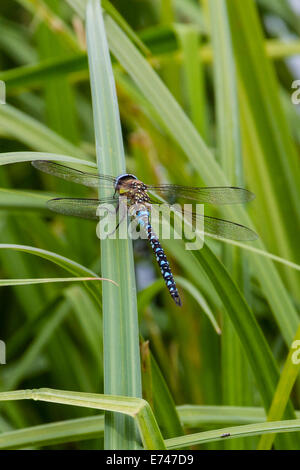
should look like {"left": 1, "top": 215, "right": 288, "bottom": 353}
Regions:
{"left": 47, "top": 197, "right": 118, "bottom": 220}
{"left": 182, "top": 211, "right": 258, "bottom": 241}
{"left": 201, "top": 215, "right": 257, "bottom": 241}
{"left": 147, "top": 185, "right": 255, "bottom": 205}
{"left": 32, "top": 161, "right": 116, "bottom": 188}
{"left": 155, "top": 204, "right": 258, "bottom": 241}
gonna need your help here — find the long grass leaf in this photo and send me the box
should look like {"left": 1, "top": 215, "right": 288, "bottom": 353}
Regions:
{"left": 0, "top": 244, "right": 101, "bottom": 303}
{"left": 0, "top": 389, "right": 165, "bottom": 450}
{"left": 86, "top": 0, "right": 142, "bottom": 449}
{"left": 258, "top": 324, "right": 300, "bottom": 449}
{"left": 165, "top": 419, "right": 300, "bottom": 449}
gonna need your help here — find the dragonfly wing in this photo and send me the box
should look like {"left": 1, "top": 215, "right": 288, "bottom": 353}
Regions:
{"left": 201, "top": 215, "right": 258, "bottom": 241}
{"left": 47, "top": 197, "right": 118, "bottom": 220}
{"left": 32, "top": 161, "right": 116, "bottom": 188}
{"left": 147, "top": 185, "right": 255, "bottom": 205}
{"left": 166, "top": 205, "right": 258, "bottom": 242}
{"left": 186, "top": 212, "right": 258, "bottom": 241}
{"left": 148, "top": 203, "right": 258, "bottom": 241}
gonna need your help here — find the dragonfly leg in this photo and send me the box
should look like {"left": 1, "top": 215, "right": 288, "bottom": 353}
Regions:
{"left": 106, "top": 203, "right": 127, "bottom": 237}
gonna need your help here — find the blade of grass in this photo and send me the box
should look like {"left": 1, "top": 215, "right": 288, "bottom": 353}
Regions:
{"left": 0, "top": 188, "right": 51, "bottom": 211}
{"left": 178, "top": 405, "right": 267, "bottom": 427}
{"left": 0, "top": 244, "right": 102, "bottom": 304}
{"left": 0, "top": 389, "right": 165, "bottom": 450}
{"left": 0, "top": 151, "right": 95, "bottom": 167}
{"left": 0, "top": 217, "right": 47, "bottom": 319}
{"left": 0, "top": 277, "right": 114, "bottom": 286}
{"left": 2, "top": 403, "right": 300, "bottom": 450}
{"left": 258, "top": 324, "right": 300, "bottom": 449}
{"left": 101, "top": 0, "right": 150, "bottom": 56}
{"left": 86, "top": 0, "right": 142, "bottom": 449}
{"left": 150, "top": 351, "right": 183, "bottom": 439}
{"left": 207, "top": 0, "right": 254, "bottom": 449}
{"left": 0, "top": 415, "right": 104, "bottom": 449}
{"left": 0, "top": 53, "right": 87, "bottom": 91}
{"left": 175, "top": 24, "right": 209, "bottom": 139}
{"left": 165, "top": 418, "right": 300, "bottom": 449}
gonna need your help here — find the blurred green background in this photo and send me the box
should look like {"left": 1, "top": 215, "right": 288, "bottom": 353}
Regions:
{"left": 0, "top": 0, "right": 299, "bottom": 450}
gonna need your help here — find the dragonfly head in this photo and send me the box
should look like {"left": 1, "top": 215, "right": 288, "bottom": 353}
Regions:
{"left": 115, "top": 173, "right": 137, "bottom": 193}
{"left": 115, "top": 174, "right": 149, "bottom": 204}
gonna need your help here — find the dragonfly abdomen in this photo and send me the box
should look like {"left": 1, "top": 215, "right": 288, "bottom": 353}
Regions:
{"left": 136, "top": 208, "right": 181, "bottom": 307}
{"left": 148, "top": 229, "right": 182, "bottom": 307}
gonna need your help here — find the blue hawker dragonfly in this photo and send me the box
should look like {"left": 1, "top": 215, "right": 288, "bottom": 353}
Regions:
{"left": 33, "top": 160, "right": 257, "bottom": 306}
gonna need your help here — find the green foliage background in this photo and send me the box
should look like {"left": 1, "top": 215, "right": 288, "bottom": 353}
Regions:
{"left": 0, "top": 0, "right": 299, "bottom": 450}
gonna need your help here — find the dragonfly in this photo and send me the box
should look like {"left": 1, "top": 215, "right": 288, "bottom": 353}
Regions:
{"left": 33, "top": 160, "right": 258, "bottom": 307}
